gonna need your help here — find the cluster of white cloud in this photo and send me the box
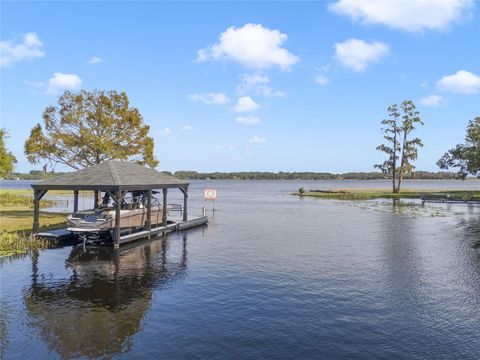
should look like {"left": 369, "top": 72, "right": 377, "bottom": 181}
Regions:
{"left": 196, "top": 23, "right": 298, "bottom": 70}
{"left": 334, "top": 38, "right": 389, "bottom": 72}
{"left": 1, "top": 32, "right": 45, "bottom": 67}
{"left": 233, "top": 96, "right": 260, "bottom": 112}
{"left": 329, "top": 0, "right": 474, "bottom": 32}
{"left": 24, "top": 72, "right": 83, "bottom": 94}
{"left": 189, "top": 92, "right": 230, "bottom": 105}
{"left": 194, "top": 23, "right": 295, "bottom": 136}
{"left": 437, "top": 70, "right": 480, "bottom": 94}
{"left": 420, "top": 70, "right": 479, "bottom": 107}
{"left": 46, "top": 73, "right": 82, "bottom": 94}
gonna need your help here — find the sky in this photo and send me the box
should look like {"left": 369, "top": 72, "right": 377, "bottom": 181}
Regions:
{"left": 1, "top": 0, "right": 479, "bottom": 173}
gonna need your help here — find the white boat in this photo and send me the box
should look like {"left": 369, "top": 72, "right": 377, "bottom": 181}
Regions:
{"left": 67, "top": 192, "right": 164, "bottom": 243}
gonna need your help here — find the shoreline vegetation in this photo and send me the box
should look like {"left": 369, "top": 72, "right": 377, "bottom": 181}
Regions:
{"left": 0, "top": 190, "right": 66, "bottom": 257}
{"left": 3, "top": 170, "right": 468, "bottom": 181}
{"left": 296, "top": 188, "right": 480, "bottom": 201}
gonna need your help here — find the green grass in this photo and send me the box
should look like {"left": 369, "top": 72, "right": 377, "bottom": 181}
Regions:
{"left": 296, "top": 188, "right": 480, "bottom": 201}
{"left": 0, "top": 190, "right": 68, "bottom": 257}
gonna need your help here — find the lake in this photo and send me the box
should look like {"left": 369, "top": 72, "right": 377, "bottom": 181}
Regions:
{"left": 1, "top": 180, "right": 480, "bottom": 359}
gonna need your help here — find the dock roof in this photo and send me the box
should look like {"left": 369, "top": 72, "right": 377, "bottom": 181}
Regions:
{"left": 32, "top": 161, "right": 189, "bottom": 191}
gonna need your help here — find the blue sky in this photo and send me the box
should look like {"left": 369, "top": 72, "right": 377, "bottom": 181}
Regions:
{"left": 1, "top": 1, "right": 479, "bottom": 173}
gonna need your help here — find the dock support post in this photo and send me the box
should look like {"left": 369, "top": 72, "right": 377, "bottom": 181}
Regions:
{"left": 182, "top": 187, "right": 188, "bottom": 221}
{"left": 94, "top": 190, "right": 99, "bottom": 209}
{"left": 114, "top": 191, "right": 125, "bottom": 248}
{"left": 145, "top": 190, "right": 152, "bottom": 231}
{"left": 33, "top": 189, "right": 47, "bottom": 235}
{"left": 162, "top": 188, "right": 168, "bottom": 228}
{"left": 73, "top": 190, "right": 79, "bottom": 212}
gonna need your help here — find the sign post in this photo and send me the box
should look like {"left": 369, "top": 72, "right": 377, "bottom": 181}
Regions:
{"left": 203, "top": 188, "right": 217, "bottom": 212}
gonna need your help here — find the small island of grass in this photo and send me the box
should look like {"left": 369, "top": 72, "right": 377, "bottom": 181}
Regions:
{"left": 296, "top": 188, "right": 480, "bottom": 201}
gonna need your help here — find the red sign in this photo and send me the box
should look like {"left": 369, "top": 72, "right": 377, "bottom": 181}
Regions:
{"left": 204, "top": 188, "right": 217, "bottom": 201}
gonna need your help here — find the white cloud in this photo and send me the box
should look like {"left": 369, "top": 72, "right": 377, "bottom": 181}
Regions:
{"left": 248, "top": 136, "right": 266, "bottom": 144}
{"left": 88, "top": 56, "right": 103, "bottom": 64}
{"left": 233, "top": 96, "right": 260, "bottom": 112}
{"left": 242, "top": 73, "right": 270, "bottom": 86}
{"left": 159, "top": 128, "right": 173, "bottom": 139}
{"left": 334, "top": 38, "right": 389, "bottom": 71}
{"left": 437, "top": 70, "right": 480, "bottom": 94}
{"left": 0, "top": 32, "right": 45, "bottom": 67}
{"left": 189, "top": 92, "right": 230, "bottom": 105}
{"left": 420, "top": 94, "right": 444, "bottom": 107}
{"left": 236, "top": 115, "right": 261, "bottom": 125}
{"left": 181, "top": 125, "right": 193, "bottom": 131}
{"left": 315, "top": 74, "right": 329, "bottom": 85}
{"left": 46, "top": 73, "right": 82, "bottom": 94}
{"left": 257, "top": 86, "right": 286, "bottom": 97}
{"left": 23, "top": 80, "right": 45, "bottom": 89}
{"left": 329, "top": 0, "right": 473, "bottom": 32}
{"left": 196, "top": 23, "right": 299, "bottom": 70}
{"left": 236, "top": 73, "right": 286, "bottom": 97}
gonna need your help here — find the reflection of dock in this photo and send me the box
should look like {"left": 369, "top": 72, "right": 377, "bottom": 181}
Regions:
{"left": 25, "top": 236, "right": 188, "bottom": 358}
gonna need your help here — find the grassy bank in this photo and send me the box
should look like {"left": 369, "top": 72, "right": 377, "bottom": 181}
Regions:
{"left": 296, "top": 188, "right": 480, "bottom": 201}
{"left": 0, "top": 190, "right": 67, "bottom": 257}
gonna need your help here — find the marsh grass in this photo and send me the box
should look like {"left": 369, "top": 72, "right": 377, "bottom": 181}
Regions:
{"left": 0, "top": 231, "right": 48, "bottom": 257}
{"left": 0, "top": 190, "right": 69, "bottom": 257}
{"left": 0, "top": 189, "right": 59, "bottom": 207}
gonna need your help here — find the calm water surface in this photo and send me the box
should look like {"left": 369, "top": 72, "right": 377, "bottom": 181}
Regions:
{"left": 1, "top": 180, "right": 480, "bottom": 359}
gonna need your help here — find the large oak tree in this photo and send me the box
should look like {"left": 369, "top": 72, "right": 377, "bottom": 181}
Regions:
{"left": 437, "top": 116, "right": 480, "bottom": 179}
{"left": 0, "top": 129, "right": 17, "bottom": 177}
{"left": 25, "top": 90, "right": 158, "bottom": 170}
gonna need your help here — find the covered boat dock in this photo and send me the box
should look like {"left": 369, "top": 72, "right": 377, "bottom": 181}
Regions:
{"left": 32, "top": 161, "right": 207, "bottom": 247}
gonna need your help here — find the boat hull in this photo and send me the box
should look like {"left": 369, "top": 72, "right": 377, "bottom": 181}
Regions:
{"left": 67, "top": 206, "right": 164, "bottom": 242}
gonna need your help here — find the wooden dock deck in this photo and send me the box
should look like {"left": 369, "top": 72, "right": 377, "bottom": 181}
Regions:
{"left": 37, "top": 215, "right": 208, "bottom": 246}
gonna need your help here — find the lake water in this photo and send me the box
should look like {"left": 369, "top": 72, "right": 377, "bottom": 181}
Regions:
{"left": 1, "top": 180, "right": 480, "bottom": 359}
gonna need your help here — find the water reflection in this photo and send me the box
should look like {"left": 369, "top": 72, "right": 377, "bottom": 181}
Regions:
{"left": 24, "top": 236, "right": 187, "bottom": 359}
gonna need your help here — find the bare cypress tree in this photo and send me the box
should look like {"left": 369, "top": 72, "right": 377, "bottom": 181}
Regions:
{"left": 375, "top": 105, "right": 401, "bottom": 193}
{"left": 375, "top": 101, "right": 423, "bottom": 193}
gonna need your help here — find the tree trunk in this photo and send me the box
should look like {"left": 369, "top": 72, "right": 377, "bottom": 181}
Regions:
{"left": 397, "top": 130, "right": 408, "bottom": 193}
{"left": 392, "top": 126, "right": 398, "bottom": 193}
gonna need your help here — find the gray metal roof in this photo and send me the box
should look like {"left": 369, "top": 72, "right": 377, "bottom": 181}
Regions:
{"left": 32, "top": 161, "right": 189, "bottom": 191}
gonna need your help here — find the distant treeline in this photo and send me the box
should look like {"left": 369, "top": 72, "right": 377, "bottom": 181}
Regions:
{"left": 6, "top": 170, "right": 66, "bottom": 180}
{"left": 169, "top": 171, "right": 460, "bottom": 180}
{"left": 5, "top": 170, "right": 463, "bottom": 181}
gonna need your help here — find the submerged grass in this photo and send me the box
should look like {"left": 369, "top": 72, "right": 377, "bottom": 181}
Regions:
{"left": 0, "top": 231, "right": 48, "bottom": 257}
